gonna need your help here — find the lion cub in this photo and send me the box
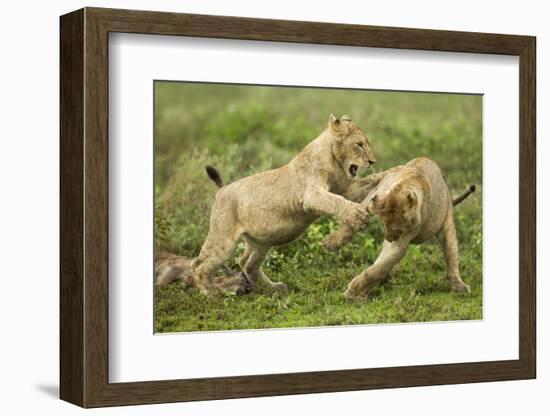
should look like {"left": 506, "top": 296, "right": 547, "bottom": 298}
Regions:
{"left": 192, "top": 114, "right": 376, "bottom": 298}
{"left": 324, "top": 157, "right": 475, "bottom": 301}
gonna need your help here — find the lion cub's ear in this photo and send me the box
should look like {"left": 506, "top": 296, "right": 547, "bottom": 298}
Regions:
{"left": 406, "top": 191, "right": 418, "bottom": 207}
{"left": 368, "top": 194, "right": 385, "bottom": 213}
{"left": 329, "top": 113, "right": 348, "bottom": 139}
{"left": 328, "top": 113, "right": 341, "bottom": 129}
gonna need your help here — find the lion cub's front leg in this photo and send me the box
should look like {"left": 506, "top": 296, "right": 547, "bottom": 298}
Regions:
{"left": 323, "top": 190, "right": 374, "bottom": 251}
{"left": 324, "top": 170, "right": 399, "bottom": 251}
{"left": 302, "top": 185, "right": 368, "bottom": 232}
{"left": 345, "top": 239, "right": 409, "bottom": 301}
{"left": 323, "top": 223, "right": 358, "bottom": 252}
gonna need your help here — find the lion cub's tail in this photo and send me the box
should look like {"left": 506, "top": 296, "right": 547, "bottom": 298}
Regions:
{"left": 452, "top": 185, "right": 476, "bottom": 206}
{"left": 205, "top": 165, "right": 224, "bottom": 188}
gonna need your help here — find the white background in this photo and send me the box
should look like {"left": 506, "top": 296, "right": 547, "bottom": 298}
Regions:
{"left": 109, "top": 34, "right": 519, "bottom": 382}
{"left": 0, "top": 0, "right": 547, "bottom": 415}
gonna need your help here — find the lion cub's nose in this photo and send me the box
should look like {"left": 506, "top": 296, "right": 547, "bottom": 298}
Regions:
{"left": 368, "top": 159, "right": 376, "bottom": 166}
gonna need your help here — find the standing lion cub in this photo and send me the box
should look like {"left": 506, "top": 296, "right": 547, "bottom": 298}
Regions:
{"left": 324, "top": 157, "right": 475, "bottom": 301}
{"left": 192, "top": 114, "right": 377, "bottom": 298}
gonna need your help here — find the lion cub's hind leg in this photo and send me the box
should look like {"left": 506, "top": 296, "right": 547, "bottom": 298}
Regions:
{"left": 192, "top": 226, "right": 240, "bottom": 298}
{"left": 438, "top": 213, "right": 471, "bottom": 294}
{"left": 241, "top": 238, "right": 288, "bottom": 295}
{"left": 236, "top": 241, "right": 255, "bottom": 295}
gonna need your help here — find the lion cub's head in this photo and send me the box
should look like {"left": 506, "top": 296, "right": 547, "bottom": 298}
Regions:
{"left": 367, "top": 182, "right": 422, "bottom": 242}
{"left": 328, "top": 114, "right": 376, "bottom": 179}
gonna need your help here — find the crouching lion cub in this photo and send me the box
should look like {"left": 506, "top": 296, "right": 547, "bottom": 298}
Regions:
{"left": 192, "top": 114, "right": 377, "bottom": 298}
{"left": 324, "top": 157, "right": 475, "bottom": 301}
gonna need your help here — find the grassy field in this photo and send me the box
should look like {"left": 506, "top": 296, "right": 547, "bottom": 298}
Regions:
{"left": 154, "top": 82, "right": 483, "bottom": 333}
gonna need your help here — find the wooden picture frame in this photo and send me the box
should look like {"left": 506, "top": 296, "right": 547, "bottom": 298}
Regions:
{"left": 60, "top": 7, "right": 536, "bottom": 408}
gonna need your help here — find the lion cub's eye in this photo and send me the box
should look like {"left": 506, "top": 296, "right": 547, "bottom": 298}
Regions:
{"left": 356, "top": 142, "right": 365, "bottom": 148}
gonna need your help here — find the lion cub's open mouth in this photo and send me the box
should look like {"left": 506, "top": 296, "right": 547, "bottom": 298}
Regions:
{"left": 348, "top": 164, "right": 358, "bottom": 177}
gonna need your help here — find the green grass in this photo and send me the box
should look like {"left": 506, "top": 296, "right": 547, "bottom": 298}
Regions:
{"left": 154, "top": 82, "right": 483, "bottom": 333}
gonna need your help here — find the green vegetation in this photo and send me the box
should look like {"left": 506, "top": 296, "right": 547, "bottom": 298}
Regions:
{"left": 154, "top": 82, "right": 482, "bottom": 333}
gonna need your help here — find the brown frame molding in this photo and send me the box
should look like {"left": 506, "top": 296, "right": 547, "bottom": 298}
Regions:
{"left": 60, "top": 7, "right": 536, "bottom": 408}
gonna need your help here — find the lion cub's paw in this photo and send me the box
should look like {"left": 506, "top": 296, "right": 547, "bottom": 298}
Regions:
{"left": 269, "top": 281, "right": 289, "bottom": 295}
{"left": 235, "top": 272, "right": 254, "bottom": 296}
{"left": 323, "top": 234, "right": 340, "bottom": 252}
{"left": 449, "top": 279, "right": 471, "bottom": 294}
{"left": 343, "top": 271, "right": 377, "bottom": 302}
{"left": 343, "top": 287, "right": 370, "bottom": 303}
{"left": 343, "top": 203, "right": 369, "bottom": 231}
{"left": 323, "top": 231, "right": 350, "bottom": 252}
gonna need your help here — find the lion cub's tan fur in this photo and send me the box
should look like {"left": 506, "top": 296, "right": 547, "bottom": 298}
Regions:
{"left": 155, "top": 250, "right": 246, "bottom": 294}
{"left": 324, "top": 157, "right": 473, "bottom": 301}
{"left": 193, "top": 114, "right": 376, "bottom": 298}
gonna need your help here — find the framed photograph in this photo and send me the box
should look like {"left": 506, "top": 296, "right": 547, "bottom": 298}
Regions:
{"left": 60, "top": 7, "right": 536, "bottom": 408}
